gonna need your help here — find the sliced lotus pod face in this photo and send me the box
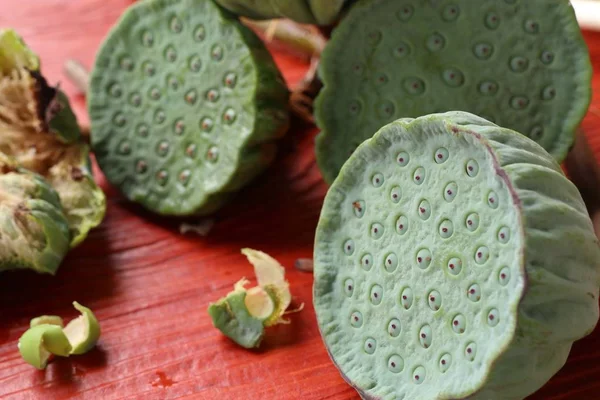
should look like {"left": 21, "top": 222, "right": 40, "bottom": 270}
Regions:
{"left": 88, "top": 0, "right": 289, "bottom": 216}
{"left": 0, "top": 154, "right": 71, "bottom": 274}
{"left": 314, "top": 0, "right": 592, "bottom": 184}
{"left": 214, "top": 0, "right": 348, "bottom": 25}
{"left": 313, "top": 112, "right": 600, "bottom": 400}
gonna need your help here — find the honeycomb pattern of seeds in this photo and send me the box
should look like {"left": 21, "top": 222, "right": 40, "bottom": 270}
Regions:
{"left": 343, "top": 278, "right": 354, "bottom": 297}
{"left": 417, "top": 199, "right": 431, "bottom": 220}
{"left": 136, "top": 160, "right": 147, "bottom": 174}
{"left": 224, "top": 72, "right": 237, "bottom": 88}
{"left": 200, "top": 117, "right": 214, "bottom": 132}
{"left": 120, "top": 57, "right": 134, "bottom": 71}
{"left": 370, "top": 285, "right": 383, "bottom": 305}
{"left": 510, "top": 56, "right": 529, "bottom": 72}
{"left": 473, "top": 43, "right": 494, "bottom": 60}
{"left": 343, "top": 239, "right": 355, "bottom": 255}
{"left": 143, "top": 61, "right": 155, "bottom": 76}
{"left": 377, "top": 100, "right": 395, "bottom": 119}
{"left": 419, "top": 325, "right": 432, "bottom": 348}
{"left": 452, "top": 314, "right": 466, "bottom": 334}
{"left": 524, "top": 19, "right": 539, "bottom": 34}
{"left": 510, "top": 96, "right": 530, "bottom": 110}
{"left": 387, "top": 319, "right": 401, "bottom": 337}
{"left": 185, "top": 144, "right": 197, "bottom": 158}
{"left": 108, "top": 83, "right": 122, "bottom": 98}
{"left": 211, "top": 44, "right": 224, "bottom": 61}
{"left": 444, "top": 182, "right": 458, "bottom": 202}
{"left": 396, "top": 151, "right": 410, "bottom": 166}
{"left": 540, "top": 50, "right": 554, "bottom": 65}
{"left": 364, "top": 338, "right": 377, "bottom": 354}
{"left": 485, "top": 12, "right": 500, "bottom": 29}
{"left": 465, "top": 212, "right": 480, "bottom": 231}
{"left": 223, "top": 108, "right": 236, "bottom": 124}
{"left": 466, "top": 159, "right": 479, "bottom": 177}
{"left": 170, "top": 16, "right": 182, "bottom": 33}
{"left": 416, "top": 248, "right": 432, "bottom": 269}
{"left": 467, "top": 284, "right": 482, "bottom": 302}
{"left": 439, "top": 353, "right": 452, "bottom": 373}
{"left": 488, "top": 191, "right": 499, "bottom": 209}
{"left": 428, "top": 290, "right": 442, "bottom": 311}
{"left": 442, "top": 68, "right": 465, "bottom": 87}
{"left": 397, "top": 4, "right": 413, "bottom": 21}
{"left": 403, "top": 77, "right": 425, "bottom": 95}
{"left": 372, "top": 173, "right": 384, "bottom": 187}
{"left": 361, "top": 253, "right": 373, "bottom": 271}
{"left": 439, "top": 219, "right": 454, "bottom": 239}
{"left": 129, "top": 93, "right": 142, "bottom": 107}
{"left": 185, "top": 89, "right": 198, "bottom": 105}
{"left": 393, "top": 41, "right": 411, "bottom": 58}
{"left": 178, "top": 169, "right": 191, "bottom": 185}
{"left": 387, "top": 355, "right": 404, "bottom": 373}
{"left": 400, "top": 287, "right": 413, "bottom": 310}
{"left": 395, "top": 215, "right": 408, "bottom": 235}
{"left": 154, "top": 109, "right": 166, "bottom": 124}
{"left": 149, "top": 87, "right": 161, "bottom": 100}
{"left": 142, "top": 31, "right": 154, "bottom": 47}
{"left": 384, "top": 253, "right": 398, "bottom": 273}
{"left": 413, "top": 366, "right": 426, "bottom": 385}
{"left": 193, "top": 25, "right": 205, "bottom": 41}
{"left": 118, "top": 140, "right": 131, "bottom": 155}
{"left": 465, "top": 342, "right": 477, "bottom": 361}
{"left": 206, "top": 89, "right": 220, "bottom": 102}
{"left": 164, "top": 45, "right": 177, "bottom": 62}
{"left": 370, "top": 223, "right": 384, "bottom": 239}
{"left": 350, "top": 311, "right": 363, "bottom": 328}
{"left": 189, "top": 55, "right": 202, "bottom": 72}
{"left": 156, "top": 170, "right": 169, "bottom": 186}
{"left": 497, "top": 226, "right": 511, "bottom": 243}
{"left": 499, "top": 267, "right": 511, "bottom": 286}
{"left": 530, "top": 126, "right": 544, "bottom": 140}
{"left": 137, "top": 123, "right": 149, "bottom": 138}
{"left": 390, "top": 186, "right": 402, "bottom": 203}
{"left": 156, "top": 141, "right": 170, "bottom": 157}
{"left": 474, "top": 246, "right": 490, "bottom": 265}
{"left": 206, "top": 146, "right": 219, "bottom": 163}
{"left": 434, "top": 147, "right": 449, "bottom": 164}
{"left": 113, "top": 112, "right": 126, "bottom": 127}
{"left": 542, "top": 86, "right": 556, "bottom": 101}
{"left": 413, "top": 167, "right": 425, "bottom": 185}
{"left": 487, "top": 308, "right": 500, "bottom": 327}
{"left": 441, "top": 4, "right": 459, "bottom": 21}
{"left": 174, "top": 119, "right": 185, "bottom": 135}
{"left": 426, "top": 32, "right": 445, "bottom": 52}
{"left": 447, "top": 257, "right": 463, "bottom": 276}
{"left": 353, "top": 200, "right": 365, "bottom": 218}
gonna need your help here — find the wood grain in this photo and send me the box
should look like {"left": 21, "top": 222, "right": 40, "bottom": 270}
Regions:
{"left": 0, "top": 2, "right": 599, "bottom": 399}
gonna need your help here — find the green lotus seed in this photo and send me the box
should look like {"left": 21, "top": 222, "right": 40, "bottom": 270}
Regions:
{"left": 18, "top": 324, "right": 72, "bottom": 369}
{"left": 63, "top": 302, "right": 101, "bottom": 355}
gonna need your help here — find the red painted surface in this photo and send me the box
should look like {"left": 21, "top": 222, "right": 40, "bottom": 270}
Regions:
{"left": 0, "top": 2, "right": 599, "bottom": 399}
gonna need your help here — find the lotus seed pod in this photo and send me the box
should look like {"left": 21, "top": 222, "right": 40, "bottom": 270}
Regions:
{"left": 313, "top": 111, "right": 600, "bottom": 400}
{"left": 88, "top": 0, "right": 289, "bottom": 216}
{"left": 214, "top": 0, "right": 348, "bottom": 25}
{"left": 18, "top": 324, "right": 72, "bottom": 370}
{"left": 314, "top": 0, "right": 592, "bottom": 184}
{"left": 63, "top": 301, "right": 101, "bottom": 355}
{"left": 0, "top": 29, "right": 106, "bottom": 247}
{"left": 30, "top": 315, "right": 64, "bottom": 328}
{"left": 0, "top": 153, "right": 71, "bottom": 274}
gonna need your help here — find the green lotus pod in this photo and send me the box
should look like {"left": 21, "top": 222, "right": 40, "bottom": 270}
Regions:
{"left": 214, "top": 0, "right": 348, "bottom": 25}
{"left": 314, "top": 0, "right": 592, "bottom": 184}
{"left": 63, "top": 301, "right": 101, "bottom": 355}
{"left": 0, "top": 28, "right": 39, "bottom": 75}
{"left": 0, "top": 29, "right": 106, "bottom": 247}
{"left": 30, "top": 315, "right": 64, "bottom": 328}
{"left": 313, "top": 111, "right": 600, "bottom": 400}
{"left": 0, "top": 153, "right": 71, "bottom": 274}
{"left": 209, "top": 248, "right": 292, "bottom": 348}
{"left": 88, "top": 0, "right": 289, "bottom": 216}
{"left": 18, "top": 324, "right": 72, "bottom": 370}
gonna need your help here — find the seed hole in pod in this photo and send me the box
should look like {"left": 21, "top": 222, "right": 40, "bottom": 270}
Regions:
{"left": 444, "top": 182, "right": 458, "bottom": 202}
{"left": 149, "top": 86, "right": 161, "bottom": 100}
{"left": 108, "top": 83, "right": 122, "bottom": 98}
{"left": 441, "top": 4, "right": 460, "bottom": 21}
{"left": 185, "top": 144, "right": 197, "bottom": 158}
{"left": 465, "top": 212, "right": 480, "bottom": 231}
{"left": 403, "top": 77, "right": 426, "bottom": 95}
{"left": 473, "top": 42, "right": 494, "bottom": 60}
{"left": 465, "top": 342, "right": 477, "bottom": 361}
{"left": 510, "top": 56, "right": 529, "bottom": 73}
{"left": 442, "top": 68, "right": 464, "bottom": 87}
{"left": 447, "top": 257, "right": 463, "bottom": 276}
{"left": 224, "top": 72, "right": 237, "bottom": 88}
{"left": 206, "top": 146, "right": 219, "bottom": 163}
{"left": 384, "top": 253, "right": 398, "bottom": 273}
{"left": 211, "top": 44, "right": 224, "bottom": 61}
{"left": 142, "top": 61, "right": 155, "bottom": 76}
{"left": 498, "top": 267, "right": 511, "bottom": 286}
{"left": 375, "top": 73, "right": 389, "bottom": 86}
{"left": 367, "top": 30, "right": 382, "bottom": 45}
{"left": 479, "top": 81, "right": 498, "bottom": 96}
{"left": 388, "top": 319, "right": 401, "bottom": 337}
{"left": 413, "top": 366, "right": 426, "bottom": 385}
{"left": 474, "top": 246, "right": 490, "bottom": 265}
{"left": 156, "top": 170, "right": 168, "bottom": 186}
{"left": 524, "top": 19, "right": 539, "bottom": 34}
{"left": 343, "top": 278, "right": 354, "bottom": 297}
{"left": 370, "top": 285, "right": 383, "bottom": 305}
{"left": 452, "top": 314, "right": 466, "bottom": 334}
{"left": 352, "top": 200, "right": 366, "bottom": 218}
{"left": 164, "top": 45, "right": 177, "bottom": 62}
{"left": 372, "top": 173, "right": 384, "bottom": 187}
{"left": 194, "top": 25, "right": 205, "bottom": 41}
{"left": 388, "top": 355, "right": 404, "bottom": 373}
{"left": 189, "top": 55, "right": 202, "bottom": 72}
{"left": 487, "top": 308, "right": 499, "bottom": 327}
{"left": 206, "top": 89, "right": 220, "bottom": 102}
{"left": 117, "top": 140, "right": 131, "bottom": 155}
{"left": 351, "top": 63, "right": 363, "bottom": 75}
{"left": 361, "top": 253, "right": 373, "bottom": 271}
{"left": 419, "top": 325, "right": 432, "bottom": 348}
{"left": 200, "top": 117, "right": 214, "bottom": 132}
{"left": 396, "top": 151, "right": 410, "bottom": 166}
{"left": 135, "top": 159, "right": 148, "bottom": 174}
{"left": 154, "top": 109, "right": 166, "bottom": 124}
{"left": 540, "top": 50, "right": 554, "bottom": 65}
{"left": 120, "top": 56, "right": 134, "bottom": 71}
{"left": 137, "top": 123, "right": 149, "bottom": 138}
{"left": 223, "top": 108, "right": 236, "bottom": 124}
{"left": 185, "top": 89, "right": 197, "bottom": 105}
{"left": 428, "top": 290, "right": 442, "bottom": 311}
{"left": 438, "top": 219, "right": 454, "bottom": 239}
{"left": 466, "top": 159, "right": 479, "bottom": 177}
{"left": 413, "top": 167, "right": 425, "bottom": 185}
{"left": 439, "top": 353, "right": 452, "bottom": 373}
{"left": 426, "top": 32, "right": 445, "bottom": 52}
{"left": 390, "top": 186, "right": 402, "bottom": 203}
{"left": 113, "top": 112, "right": 126, "bottom": 127}
{"left": 178, "top": 169, "right": 191, "bottom": 185}
{"left": 396, "top": 215, "right": 409, "bottom": 235}
{"left": 397, "top": 4, "right": 414, "bottom": 21}
{"left": 400, "top": 287, "right": 413, "bottom": 310}
{"left": 485, "top": 12, "right": 500, "bottom": 29}
{"left": 170, "top": 16, "right": 182, "bottom": 33}
{"left": 156, "top": 140, "right": 170, "bottom": 157}
{"left": 541, "top": 86, "right": 556, "bottom": 101}
{"left": 416, "top": 248, "right": 432, "bottom": 270}
{"left": 487, "top": 191, "right": 499, "bottom": 209}
{"left": 174, "top": 119, "right": 185, "bottom": 135}
{"left": 434, "top": 148, "right": 449, "bottom": 164}
{"left": 393, "top": 41, "right": 411, "bottom": 58}
{"left": 510, "top": 96, "right": 529, "bottom": 110}
{"left": 141, "top": 30, "right": 154, "bottom": 47}
{"left": 467, "top": 283, "right": 482, "bottom": 302}
{"left": 350, "top": 311, "right": 363, "bottom": 328}
{"left": 370, "top": 223, "right": 384, "bottom": 239}
{"left": 364, "top": 337, "right": 377, "bottom": 354}
{"left": 497, "top": 226, "right": 510, "bottom": 243}
{"left": 417, "top": 199, "right": 431, "bottom": 220}
{"left": 530, "top": 126, "right": 544, "bottom": 140}
{"left": 343, "top": 239, "right": 355, "bottom": 255}
{"left": 377, "top": 100, "right": 395, "bottom": 119}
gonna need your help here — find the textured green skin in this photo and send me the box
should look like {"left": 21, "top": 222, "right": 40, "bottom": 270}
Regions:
{"left": 315, "top": 0, "right": 592, "bottom": 184}
{"left": 214, "top": 0, "right": 348, "bottom": 25}
{"left": 18, "top": 324, "right": 72, "bottom": 369}
{"left": 89, "top": 0, "right": 289, "bottom": 216}
{"left": 313, "top": 112, "right": 600, "bottom": 400}
{"left": 208, "top": 291, "right": 265, "bottom": 349}
{"left": 0, "top": 164, "right": 71, "bottom": 275}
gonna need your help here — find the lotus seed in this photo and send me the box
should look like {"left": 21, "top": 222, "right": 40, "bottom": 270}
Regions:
{"left": 185, "top": 89, "right": 198, "bottom": 104}
{"left": 142, "top": 31, "right": 154, "bottom": 47}
{"left": 442, "top": 68, "right": 464, "bottom": 87}
{"left": 416, "top": 248, "right": 432, "bottom": 269}
{"left": 487, "top": 308, "right": 500, "bottom": 327}
{"left": 413, "top": 167, "right": 425, "bottom": 185}
{"left": 487, "top": 191, "right": 499, "bottom": 209}
{"left": 223, "top": 108, "right": 236, "bottom": 124}
{"left": 353, "top": 200, "right": 366, "bottom": 218}
{"left": 396, "top": 151, "right": 410, "bottom": 166}
{"left": 400, "top": 287, "right": 413, "bottom": 310}
{"left": 438, "top": 220, "right": 454, "bottom": 239}
{"left": 498, "top": 267, "right": 511, "bottom": 286}
{"left": 387, "top": 319, "right": 401, "bottom": 337}
{"left": 485, "top": 12, "right": 500, "bottom": 29}
{"left": 194, "top": 25, "right": 205, "bottom": 41}
{"left": 200, "top": 117, "right": 214, "bottom": 132}
{"left": 174, "top": 119, "right": 185, "bottom": 135}
{"left": 164, "top": 45, "right": 177, "bottom": 62}
{"left": 364, "top": 337, "right": 377, "bottom": 354}
{"left": 388, "top": 355, "right": 404, "bottom": 373}
{"left": 393, "top": 42, "right": 411, "bottom": 58}
{"left": 129, "top": 93, "right": 142, "bottom": 107}
{"left": 417, "top": 199, "right": 431, "bottom": 220}
{"left": 441, "top": 4, "right": 459, "bottom": 21}
{"left": 426, "top": 33, "right": 445, "bottom": 52}
{"left": 113, "top": 112, "right": 126, "bottom": 127}
{"left": 467, "top": 284, "right": 482, "bottom": 302}
{"left": 413, "top": 366, "right": 426, "bottom": 384}
{"left": 530, "top": 126, "right": 544, "bottom": 140}
{"left": 474, "top": 246, "right": 490, "bottom": 265}
{"left": 211, "top": 45, "right": 224, "bottom": 61}
{"left": 178, "top": 169, "right": 191, "bottom": 185}
{"left": 542, "top": 86, "right": 556, "bottom": 101}
{"left": 465, "top": 212, "right": 480, "bottom": 231}
{"left": 120, "top": 56, "right": 134, "bottom": 71}
{"left": 361, "top": 253, "right": 373, "bottom": 271}
{"left": 447, "top": 257, "right": 463, "bottom": 276}
{"left": 497, "top": 226, "right": 510, "bottom": 243}
{"left": 384, "top": 253, "right": 398, "bottom": 273}
{"left": 395, "top": 215, "right": 408, "bottom": 235}
{"left": 189, "top": 55, "right": 202, "bottom": 72}
{"left": 136, "top": 160, "right": 148, "bottom": 173}
{"left": 344, "top": 278, "right": 354, "bottom": 297}
{"left": 108, "top": 83, "right": 122, "bottom": 97}
{"left": 224, "top": 72, "right": 237, "bottom": 88}
{"left": 206, "top": 89, "right": 220, "bottom": 102}
{"left": 540, "top": 50, "right": 554, "bottom": 64}
{"left": 403, "top": 77, "right": 425, "bottom": 95}
{"left": 377, "top": 100, "right": 395, "bottom": 119}
{"left": 370, "top": 223, "right": 384, "bottom": 239}
{"left": 465, "top": 342, "right": 477, "bottom": 361}
{"left": 466, "top": 159, "right": 479, "bottom": 177}
{"left": 524, "top": 19, "right": 539, "bottom": 34}
{"left": 371, "top": 173, "right": 384, "bottom": 187}
{"left": 389, "top": 186, "right": 401, "bottom": 203}
{"left": 156, "top": 141, "right": 170, "bottom": 157}
{"left": 137, "top": 123, "right": 149, "bottom": 137}
{"left": 118, "top": 140, "right": 131, "bottom": 155}
{"left": 434, "top": 148, "right": 449, "bottom": 164}
{"left": 149, "top": 86, "right": 161, "bottom": 100}
{"left": 370, "top": 285, "right": 383, "bottom": 305}
{"left": 439, "top": 354, "right": 452, "bottom": 373}
{"left": 428, "top": 290, "right": 442, "bottom": 311}
{"left": 452, "top": 314, "right": 466, "bottom": 334}
{"left": 443, "top": 182, "right": 458, "bottom": 202}
{"left": 170, "top": 16, "right": 182, "bottom": 33}
{"left": 343, "top": 239, "right": 355, "bottom": 255}
{"left": 419, "top": 325, "right": 432, "bottom": 348}
{"left": 185, "top": 144, "right": 197, "bottom": 158}
{"left": 154, "top": 109, "right": 166, "bottom": 124}
{"left": 397, "top": 5, "right": 413, "bottom": 21}
{"left": 510, "top": 96, "right": 529, "bottom": 110}
{"left": 156, "top": 170, "right": 168, "bottom": 186}
{"left": 350, "top": 311, "right": 363, "bottom": 328}
{"left": 167, "top": 75, "right": 180, "bottom": 90}
{"left": 510, "top": 56, "right": 529, "bottom": 73}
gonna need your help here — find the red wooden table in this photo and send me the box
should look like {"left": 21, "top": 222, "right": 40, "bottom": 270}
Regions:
{"left": 0, "top": 2, "right": 599, "bottom": 399}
